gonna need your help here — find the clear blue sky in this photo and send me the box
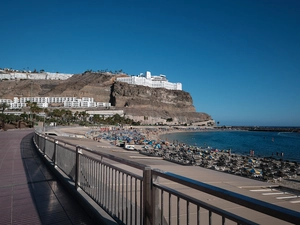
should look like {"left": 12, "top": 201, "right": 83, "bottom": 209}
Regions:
{"left": 1, "top": 0, "right": 299, "bottom": 126}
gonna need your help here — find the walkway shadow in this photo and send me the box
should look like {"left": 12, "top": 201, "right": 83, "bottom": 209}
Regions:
{"left": 21, "top": 132, "right": 96, "bottom": 224}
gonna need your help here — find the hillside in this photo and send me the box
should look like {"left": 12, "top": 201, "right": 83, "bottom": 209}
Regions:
{"left": 0, "top": 72, "right": 212, "bottom": 124}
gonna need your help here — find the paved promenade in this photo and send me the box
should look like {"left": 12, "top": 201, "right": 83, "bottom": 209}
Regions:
{"left": 56, "top": 133, "right": 300, "bottom": 225}
{"left": 0, "top": 129, "right": 95, "bottom": 224}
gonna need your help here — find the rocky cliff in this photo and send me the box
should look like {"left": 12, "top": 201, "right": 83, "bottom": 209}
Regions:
{"left": 0, "top": 72, "right": 212, "bottom": 124}
{"left": 111, "top": 81, "right": 211, "bottom": 124}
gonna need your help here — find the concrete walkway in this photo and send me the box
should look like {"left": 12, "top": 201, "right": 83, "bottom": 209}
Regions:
{"left": 0, "top": 129, "right": 95, "bottom": 225}
{"left": 57, "top": 135, "right": 300, "bottom": 225}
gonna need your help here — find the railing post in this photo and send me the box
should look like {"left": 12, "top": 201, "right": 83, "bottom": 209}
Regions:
{"left": 38, "top": 134, "right": 40, "bottom": 148}
{"left": 34, "top": 133, "right": 37, "bottom": 146}
{"left": 75, "top": 145, "right": 80, "bottom": 190}
{"left": 152, "top": 173, "right": 160, "bottom": 225}
{"left": 53, "top": 140, "right": 58, "bottom": 166}
{"left": 43, "top": 136, "right": 47, "bottom": 156}
{"left": 143, "top": 167, "right": 153, "bottom": 225}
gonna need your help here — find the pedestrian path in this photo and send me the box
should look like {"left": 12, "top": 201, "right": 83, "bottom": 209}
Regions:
{"left": 58, "top": 134, "right": 300, "bottom": 224}
{"left": 0, "top": 129, "right": 95, "bottom": 225}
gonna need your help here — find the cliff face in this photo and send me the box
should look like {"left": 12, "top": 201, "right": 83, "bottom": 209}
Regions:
{"left": 111, "top": 81, "right": 195, "bottom": 111}
{"left": 0, "top": 72, "right": 212, "bottom": 124}
{"left": 110, "top": 81, "right": 211, "bottom": 124}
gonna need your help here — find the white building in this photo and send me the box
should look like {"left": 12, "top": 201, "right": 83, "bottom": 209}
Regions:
{"left": 0, "top": 99, "right": 13, "bottom": 104}
{"left": 9, "top": 103, "right": 27, "bottom": 109}
{"left": 64, "top": 101, "right": 80, "bottom": 108}
{"left": 87, "top": 110, "right": 124, "bottom": 118}
{"left": 0, "top": 70, "right": 73, "bottom": 80}
{"left": 116, "top": 71, "right": 182, "bottom": 90}
{"left": 96, "top": 102, "right": 111, "bottom": 107}
{"left": 0, "top": 96, "right": 111, "bottom": 109}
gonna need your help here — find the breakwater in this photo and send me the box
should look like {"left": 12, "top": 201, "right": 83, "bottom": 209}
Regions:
{"left": 229, "top": 126, "right": 300, "bottom": 132}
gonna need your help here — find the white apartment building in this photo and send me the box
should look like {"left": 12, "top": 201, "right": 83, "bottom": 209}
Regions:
{"left": 0, "top": 96, "right": 111, "bottom": 109}
{"left": 0, "top": 70, "right": 73, "bottom": 80}
{"left": 96, "top": 102, "right": 111, "bottom": 107}
{"left": 19, "top": 97, "right": 79, "bottom": 104}
{"left": 64, "top": 101, "right": 81, "bottom": 108}
{"left": 0, "top": 99, "right": 13, "bottom": 104}
{"left": 87, "top": 110, "right": 124, "bottom": 118}
{"left": 116, "top": 71, "right": 182, "bottom": 90}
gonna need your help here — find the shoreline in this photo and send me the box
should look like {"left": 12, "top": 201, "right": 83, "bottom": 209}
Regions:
{"left": 47, "top": 126, "right": 300, "bottom": 191}
{"left": 155, "top": 128, "right": 300, "bottom": 189}
{"left": 161, "top": 129, "right": 300, "bottom": 190}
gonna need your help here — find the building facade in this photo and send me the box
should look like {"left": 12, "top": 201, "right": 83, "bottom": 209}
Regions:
{"left": 0, "top": 70, "right": 73, "bottom": 80}
{"left": 0, "top": 97, "right": 111, "bottom": 109}
{"left": 116, "top": 71, "right": 182, "bottom": 90}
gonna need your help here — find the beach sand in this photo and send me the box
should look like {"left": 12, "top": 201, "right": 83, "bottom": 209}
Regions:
{"left": 47, "top": 125, "right": 300, "bottom": 191}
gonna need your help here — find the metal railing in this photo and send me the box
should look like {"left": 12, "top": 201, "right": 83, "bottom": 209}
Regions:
{"left": 33, "top": 132, "right": 300, "bottom": 225}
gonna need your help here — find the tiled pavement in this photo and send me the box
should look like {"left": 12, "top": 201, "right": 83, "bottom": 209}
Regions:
{"left": 0, "top": 129, "right": 95, "bottom": 225}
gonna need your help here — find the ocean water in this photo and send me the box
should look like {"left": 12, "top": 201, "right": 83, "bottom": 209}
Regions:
{"left": 160, "top": 131, "right": 300, "bottom": 162}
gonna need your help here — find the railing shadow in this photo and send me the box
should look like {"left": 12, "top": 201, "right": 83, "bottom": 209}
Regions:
{"left": 20, "top": 132, "right": 96, "bottom": 224}
{"left": 32, "top": 133, "right": 118, "bottom": 225}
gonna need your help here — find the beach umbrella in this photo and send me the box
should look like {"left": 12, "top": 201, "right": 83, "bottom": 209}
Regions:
{"left": 208, "top": 155, "right": 214, "bottom": 160}
{"left": 155, "top": 143, "right": 161, "bottom": 149}
{"left": 249, "top": 168, "right": 261, "bottom": 174}
{"left": 248, "top": 159, "right": 256, "bottom": 163}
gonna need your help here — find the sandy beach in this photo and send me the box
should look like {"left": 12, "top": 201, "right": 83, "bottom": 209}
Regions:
{"left": 47, "top": 125, "right": 300, "bottom": 191}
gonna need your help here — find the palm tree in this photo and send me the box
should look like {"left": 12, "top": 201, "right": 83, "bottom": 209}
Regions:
{"left": 52, "top": 109, "right": 63, "bottom": 121}
{"left": 0, "top": 102, "right": 10, "bottom": 130}
{"left": 25, "top": 100, "right": 31, "bottom": 107}
{"left": 60, "top": 109, "right": 66, "bottom": 122}
{"left": 79, "top": 111, "right": 89, "bottom": 122}
{"left": 0, "top": 102, "right": 10, "bottom": 114}
{"left": 20, "top": 112, "right": 28, "bottom": 122}
{"left": 30, "top": 102, "right": 42, "bottom": 115}
{"left": 28, "top": 102, "right": 42, "bottom": 127}
{"left": 64, "top": 110, "right": 73, "bottom": 124}
{"left": 92, "top": 114, "right": 101, "bottom": 124}
{"left": 74, "top": 111, "right": 79, "bottom": 121}
{"left": 44, "top": 108, "right": 49, "bottom": 116}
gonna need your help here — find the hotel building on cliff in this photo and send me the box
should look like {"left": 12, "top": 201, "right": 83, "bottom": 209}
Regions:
{"left": 0, "top": 69, "right": 182, "bottom": 90}
{"left": 116, "top": 71, "right": 182, "bottom": 90}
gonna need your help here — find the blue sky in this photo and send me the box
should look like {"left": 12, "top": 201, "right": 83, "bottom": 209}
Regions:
{"left": 1, "top": 0, "right": 300, "bottom": 126}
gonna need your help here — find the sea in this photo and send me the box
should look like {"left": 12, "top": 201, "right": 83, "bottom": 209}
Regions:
{"left": 160, "top": 130, "right": 300, "bottom": 162}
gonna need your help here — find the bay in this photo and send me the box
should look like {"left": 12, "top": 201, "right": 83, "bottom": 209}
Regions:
{"left": 161, "top": 130, "right": 300, "bottom": 162}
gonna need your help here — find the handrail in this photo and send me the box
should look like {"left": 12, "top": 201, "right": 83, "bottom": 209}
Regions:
{"left": 155, "top": 184, "right": 259, "bottom": 225}
{"left": 152, "top": 169, "right": 300, "bottom": 224}
{"left": 34, "top": 132, "right": 300, "bottom": 225}
{"left": 46, "top": 135, "right": 148, "bottom": 170}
